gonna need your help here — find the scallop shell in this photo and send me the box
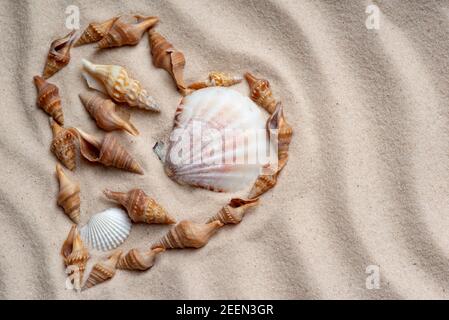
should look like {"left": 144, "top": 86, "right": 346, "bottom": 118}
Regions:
{"left": 163, "top": 87, "right": 276, "bottom": 192}
{"left": 80, "top": 208, "right": 132, "bottom": 251}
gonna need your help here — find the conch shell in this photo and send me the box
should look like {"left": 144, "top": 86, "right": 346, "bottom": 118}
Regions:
{"left": 50, "top": 118, "right": 77, "bottom": 170}
{"left": 244, "top": 72, "right": 277, "bottom": 114}
{"left": 79, "top": 92, "right": 139, "bottom": 136}
{"left": 82, "top": 250, "right": 122, "bottom": 290}
{"left": 189, "top": 72, "right": 242, "bottom": 90}
{"left": 98, "top": 15, "right": 158, "bottom": 49}
{"left": 43, "top": 30, "right": 76, "bottom": 79}
{"left": 148, "top": 29, "right": 187, "bottom": 93}
{"left": 74, "top": 16, "right": 119, "bottom": 47}
{"left": 207, "top": 198, "right": 259, "bottom": 225}
{"left": 82, "top": 59, "right": 159, "bottom": 111}
{"left": 103, "top": 188, "right": 175, "bottom": 224}
{"left": 248, "top": 103, "right": 293, "bottom": 198}
{"left": 56, "top": 164, "right": 80, "bottom": 224}
{"left": 34, "top": 75, "right": 64, "bottom": 125}
{"left": 61, "top": 225, "right": 89, "bottom": 288}
{"left": 117, "top": 247, "right": 164, "bottom": 271}
{"left": 152, "top": 220, "right": 223, "bottom": 250}
{"left": 75, "top": 128, "right": 143, "bottom": 174}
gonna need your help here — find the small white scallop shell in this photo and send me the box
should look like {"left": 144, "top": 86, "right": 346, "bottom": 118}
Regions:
{"left": 163, "top": 87, "right": 276, "bottom": 192}
{"left": 80, "top": 208, "right": 132, "bottom": 251}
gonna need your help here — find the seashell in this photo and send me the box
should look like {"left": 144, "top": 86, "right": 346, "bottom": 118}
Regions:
{"left": 164, "top": 87, "right": 276, "bottom": 192}
{"left": 42, "top": 30, "right": 76, "bottom": 79}
{"left": 98, "top": 15, "right": 158, "bottom": 49}
{"left": 50, "top": 118, "right": 77, "bottom": 170}
{"left": 152, "top": 220, "right": 223, "bottom": 250}
{"left": 148, "top": 29, "right": 187, "bottom": 92}
{"left": 79, "top": 92, "right": 139, "bottom": 136}
{"left": 117, "top": 247, "right": 164, "bottom": 271}
{"left": 268, "top": 103, "right": 293, "bottom": 169}
{"left": 34, "top": 75, "right": 64, "bottom": 125}
{"left": 207, "top": 198, "right": 259, "bottom": 225}
{"left": 80, "top": 208, "right": 132, "bottom": 251}
{"left": 189, "top": 72, "right": 243, "bottom": 90}
{"left": 75, "top": 128, "right": 143, "bottom": 174}
{"left": 74, "top": 16, "right": 119, "bottom": 47}
{"left": 103, "top": 188, "right": 176, "bottom": 224}
{"left": 82, "top": 59, "right": 159, "bottom": 112}
{"left": 61, "top": 224, "right": 89, "bottom": 286}
{"left": 56, "top": 164, "right": 80, "bottom": 224}
{"left": 248, "top": 171, "right": 278, "bottom": 199}
{"left": 82, "top": 250, "right": 122, "bottom": 290}
{"left": 244, "top": 72, "right": 277, "bottom": 114}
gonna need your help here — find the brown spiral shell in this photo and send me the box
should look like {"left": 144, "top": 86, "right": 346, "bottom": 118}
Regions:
{"left": 43, "top": 30, "right": 76, "bottom": 79}
{"left": 34, "top": 75, "right": 64, "bottom": 125}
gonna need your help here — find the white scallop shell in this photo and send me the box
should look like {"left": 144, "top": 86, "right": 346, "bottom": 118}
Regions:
{"left": 80, "top": 208, "right": 132, "bottom": 251}
{"left": 164, "top": 87, "right": 276, "bottom": 192}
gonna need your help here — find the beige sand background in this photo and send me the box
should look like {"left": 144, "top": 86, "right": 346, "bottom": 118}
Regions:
{"left": 1, "top": 0, "right": 449, "bottom": 299}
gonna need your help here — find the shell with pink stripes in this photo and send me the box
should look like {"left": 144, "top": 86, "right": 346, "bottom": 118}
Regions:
{"left": 163, "top": 87, "right": 276, "bottom": 192}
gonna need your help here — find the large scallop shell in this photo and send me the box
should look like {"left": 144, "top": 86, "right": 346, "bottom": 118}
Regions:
{"left": 163, "top": 87, "right": 276, "bottom": 192}
{"left": 80, "top": 208, "right": 132, "bottom": 251}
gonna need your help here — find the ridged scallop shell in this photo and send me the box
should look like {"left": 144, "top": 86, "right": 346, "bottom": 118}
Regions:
{"left": 80, "top": 208, "right": 132, "bottom": 251}
{"left": 163, "top": 87, "right": 276, "bottom": 192}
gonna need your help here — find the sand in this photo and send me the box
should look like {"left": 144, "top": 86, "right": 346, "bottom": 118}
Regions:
{"left": 1, "top": 0, "right": 449, "bottom": 299}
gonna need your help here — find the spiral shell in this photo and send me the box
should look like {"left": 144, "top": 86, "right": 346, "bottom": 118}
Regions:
{"left": 79, "top": 92, "right": 139, "bottom": 136}
{"left": 164, "top": 87, "right": 276, "bottom": 192}
{"left": 80, "top": 208, "right": 132, "bottom": 251}
{"left": 34, "top": 75, "right": 64, "bottom": 125}
{"left": 74, "top": 16, "right": 118, "bottom": 47}
{"left": 82, "top": 250, "right": 122, "bottom": 290}
{"left": 207, "top": 198, "right": 259, "bottom": 225}
{"left": 50, "top": 118, "right": 77, "bottom": 170}
{"left": 152, "top": 220, "right": 223, "bottom": 250}
{"left": 75, "top": 128, "right": 143, "bottom": 174}
{"left": 244, "top": 72, "right": 277, "bottom": 114}
{"left": 248, "top": 103, "right": 292, "bottom": 198}
{"left": 82, "top": 59, "right": 159, "bottom": 112}
{"left": 189, "top": 72, "right": 242, "bottom": 90}
{"left": 98, "top": 15, "right": 158, "bottom": 49}
{"left": 148, "top": 29, "right": 187, "bottom": 92}
{"left": 61, "top": 225, "right": 89, "bottom": 286}
{"left": 42, "top": 30, "right": 76, "bottom": 79}
{"left": 103, "top": 188, "right": 176, "bottom": 224}
{"left": 117, "top": 247, "right": 164, "bottom": 271}
{"left": 56, "top": 164, "right": 80, "bottom": 224}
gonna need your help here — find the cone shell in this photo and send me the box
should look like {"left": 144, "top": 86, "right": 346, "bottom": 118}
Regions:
{"left": 56, "top": 164, "right": 80, "bottom": 223}
{"left": 83, "top": 250, "right": 122, "bottom": 290}
{"left": 208, "top": 198, "right": 259, "bottom": 225}
{"left": 164, "top": 87, "right": 276, "bottom": 192}
{"left": 79, "top": 92, "right": 139, "bottom": 136}
{"left": 148, "top": 29, "right": 186, "bottom": 92}
{"left": 50, "top": 118, "right": 77, "bottom": 170}
{"left": 43, "top": 30, "right": 76, "bottom": 79}
{"left": 117, "top": 247, "right": 164, "bottom": 271}
{"left": 152, "top": 220, "right": 223, "bottom": 249}
{"left": 244, "top": 72, "right": 277, "bottom": 114}
{"left": 189, "top": 72, "right": 242, "bottom": 90}
{"left": 61, "top": 225, "right": 89, "bottom": 283}
{"left": 75, "top": 128, "right": 143, "bottom": 174}
{"left": 82, "top": 59, "right": 159, "bottom": 111}
{"left": 34, "top": 75, "right": 64, "bottom": 125}
{"left": 103, "top": 188, "right": 176, "bottom": 224}
{"left": 74, "top": 16, "right": 118, "bottom": 47}
{"left": 80, "top": 208, "right": 132, "bottom": 251}
{"left": 98, "top": 15, "right": 158, "bottom": 48}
